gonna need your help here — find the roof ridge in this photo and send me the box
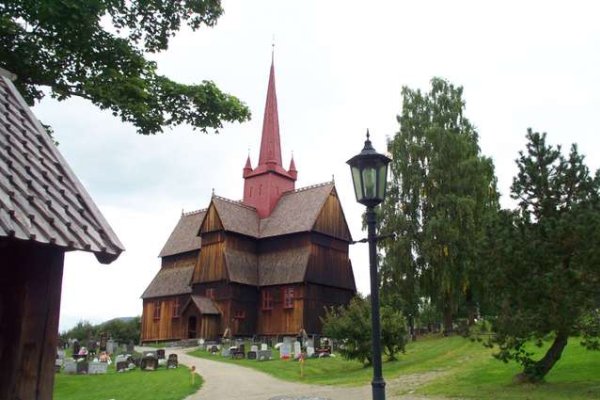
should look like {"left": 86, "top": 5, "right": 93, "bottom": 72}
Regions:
{"left": 284, "top": 180, "right": 334, "bottom": 195}
{"left": 182, "top": 208, "right": 207, "bottom": 216}
{"left": 213, "top": 194, "right": 257, "bottom": 211}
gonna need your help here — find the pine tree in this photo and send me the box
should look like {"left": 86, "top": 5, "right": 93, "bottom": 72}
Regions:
{"left": 485, "top": 129, "right": 600, "bottom": 382}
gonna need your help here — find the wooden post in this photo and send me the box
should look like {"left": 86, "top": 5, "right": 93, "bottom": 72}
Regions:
{"left": 0, "top": 241, "right": 64, "bottom": 400}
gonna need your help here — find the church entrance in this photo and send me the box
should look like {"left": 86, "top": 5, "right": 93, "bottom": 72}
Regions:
{"left": 187, "top": 316, "right": 197, "bottom": 338}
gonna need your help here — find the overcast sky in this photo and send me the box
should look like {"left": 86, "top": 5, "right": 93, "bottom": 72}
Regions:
{"left": 31, "top": 0, "right": 600, "bottom": 332}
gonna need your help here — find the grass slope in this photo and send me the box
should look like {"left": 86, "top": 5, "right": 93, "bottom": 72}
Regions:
{"left": 54, "top": 364, "right": 202, "bottom": 400}
{"left": 188, "top": 335, "right": 600, "bottom": 399}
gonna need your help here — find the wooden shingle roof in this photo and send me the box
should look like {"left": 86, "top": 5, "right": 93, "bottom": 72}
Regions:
{"left": 159, "top": 209, "right": 206, "bottom": 257}
{"left": 258, "top": 247, "right": 311, "bottom": 286}
{"left": 224, "top": 248, "right": 258, "bottom": 285}
{"left": 140, "top": 265, "right": 193, "bottom": 299}
{"left": 0, "top": 75, "right": 123, "bottom": 264}
{"left": 181, "top": 295, "right": 221, "bottom": 315}
{"left": 259, "top": 182, "right": 334, "bottom": 238}
{"left": 211, "top": 196, "right": 259, "bottom": 238}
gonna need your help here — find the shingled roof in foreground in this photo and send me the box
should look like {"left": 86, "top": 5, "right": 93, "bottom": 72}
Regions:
{"left": 0, "top": 74, "right": 124, "bottom": 264}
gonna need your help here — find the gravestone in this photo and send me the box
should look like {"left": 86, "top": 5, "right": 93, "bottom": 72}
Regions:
{"left": 63, "top": 360, "right": 77, "bottom": 374}
{"left": 116, "top": 361, "right": 129, "bottom": 372}
{"left": 88, "top": 339, "right": 97, "bottom": 355}
{"left": 250, "top": 344, "right": 258, "bottom": 353}
{"left": 72, "top": 340, "right": 80, "bottom": 356}
{"left": 261, "top": 343, "right": 268, "bottom": 351}
{"left": 57, "top": 349, "right": 65, "bottom": 360}
{"left": 167, "top": 354, "right": 178, "bottom": 368}
{"left": 141, "top": 355, "right": 158, "bottom": 371}
{"left": 76, "top": 361, "right": 89, "bottom": 374}
{"left": 247, "top": 351, "right": 257, "bottom": 360}
{"left": 280, "top": 343, "right": 291, "bottom": 359}
{"left": 99, "top": 332, "right": 108, "bottom": 352}
{"left": 88, "top": 361, "right": 108, "bottom": 374}
{"left": 293, "top": 341, "right": 302, "bottom": 359}
{"left": 257, "top": 350, "right": 272, "bottom": 361}
{"left": 307, "top": 346, "right": 315, "bottom": 358}
{"left": 221, "top": 347, "right": 231, "bottom": 357}
{"left": 106, "top": 339, "right": 115, "bottom": 354}
{"left": 115, "top": 355, "right": 128, "bottom": 364}
{"left": 156, "top": 349, "right": 166, "bottom": 359}
{"left": 144, "top": 351, "right": 157, "bottom": 358}
{"left": 127, "top": 341, "right": 135, "bottom": 353}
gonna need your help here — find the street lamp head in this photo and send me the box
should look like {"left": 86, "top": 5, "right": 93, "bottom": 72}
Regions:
{"left": 347, "top": 130, "right": 391, "bottom": 208}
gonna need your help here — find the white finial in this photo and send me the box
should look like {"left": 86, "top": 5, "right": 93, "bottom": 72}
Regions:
{"left": 271, "top": 36, "right": 275, "bottom": 62}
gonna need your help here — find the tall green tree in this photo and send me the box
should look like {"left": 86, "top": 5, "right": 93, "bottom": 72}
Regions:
{"left": 484, "top": 129, "right": 600, "bottom": 382}
{"left": 0, "top": 0, "right": 250, "bottom": 134}
{"left": 380, "top": 77, "right": 498, "bottom": 335}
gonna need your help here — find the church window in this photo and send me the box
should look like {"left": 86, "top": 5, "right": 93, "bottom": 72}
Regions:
{"left": 206, "top": 288, "right": 215, "bottom": 299}
{"left": 262, "top": 290, "right": 273, "bottom": 310}
{"left": 283, "top": 287, "right": 294, "bottom": 309}
{"left": 153, "top": 301, "right": 161, "bottom": 320}
{"left": 172, "top": 298, "right": 180, "bottom": 318}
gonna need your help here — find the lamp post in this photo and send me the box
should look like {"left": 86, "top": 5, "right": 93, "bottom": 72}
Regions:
{"left": 347, "top": 130, "right": 391, "bottom": 400}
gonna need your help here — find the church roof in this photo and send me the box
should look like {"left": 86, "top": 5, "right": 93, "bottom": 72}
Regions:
{"left": 0, "top": 74, "right": 123, "bottom": 264}
{"left": 212, "top": 196, "right": 259, "bottom": 237}
{"left": 260, "top": 182, "right": 334, "bottom": 238}
{"left": 159, "top": 209, "right": 206, "bottom": 257}
{"left": 140, "top": 265, "right": 193, "bottom": 299}
{"left": 224, "top": 248, "right": 258, "bottom": 285}
{"left": 258, "top": 247, "right": 311, "bottom": 286}
{"left": 182, "top": 295, "right": 221, "bottom": 315}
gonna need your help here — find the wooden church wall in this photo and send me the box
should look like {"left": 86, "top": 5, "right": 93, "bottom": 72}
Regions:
{"left": 303, "top": 283, "right": 355, "bottom": 334}
{"left": 305, "top": 238, "right": 354, "bottom": 290}
{"left": 228, "top": 284, "right": 258, "bottom": 336}
{"left": 257, "top": 285, "right": 304, "bottom": 335}
{"left": 193, "top": 240, "right": 226, "bottom": 283}
{"left": 141, "top": 296, "right": 185, "bottom": 342}
{"left": 313, "top": 192, "right": 351, "bottom": 241}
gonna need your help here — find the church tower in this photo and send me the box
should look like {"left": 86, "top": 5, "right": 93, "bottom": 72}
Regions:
{"left": 242, "top": 58, "right": 297, "bottom": 218}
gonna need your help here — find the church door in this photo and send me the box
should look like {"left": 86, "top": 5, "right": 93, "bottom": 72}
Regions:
{"left": 187, "top": 316, "right": 197, "bottom": 338}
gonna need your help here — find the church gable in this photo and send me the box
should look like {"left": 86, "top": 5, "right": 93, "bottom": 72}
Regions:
{"left": 199, "top": 202, "right": 224, "bottom": 234}
{"left": 312, "top": 187, "right": 352, "bottom": 241}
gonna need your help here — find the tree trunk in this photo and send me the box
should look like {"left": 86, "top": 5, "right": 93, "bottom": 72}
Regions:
{"left": 442, "top": 303, "right": 453, "bottom": 336}
{"left": 516, "top": 332, "right": 569, "bottom": 383}
{"left": 465, "top": 287, "right": 477, "bottom": 326}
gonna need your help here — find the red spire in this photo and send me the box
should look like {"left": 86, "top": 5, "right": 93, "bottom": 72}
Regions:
{"left": 243, "top": 154, "right": 253, "bottom": 178}
{"left": 258, "top": 58, "right": 282, "bottom": 168}
{"left": 288, "top": 154, "right": 297, "bottom": 180}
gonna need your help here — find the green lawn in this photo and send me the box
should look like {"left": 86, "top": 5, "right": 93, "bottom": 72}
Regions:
{"left": 53, "top": 363, "right": 202, "bottom": 400}
{"left": 188, "top": 335, "right": 600, "bottom": 399}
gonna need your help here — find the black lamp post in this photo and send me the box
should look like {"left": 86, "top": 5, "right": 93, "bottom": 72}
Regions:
{"left": 347, "top": 130, "right": 391, "bottom": 400}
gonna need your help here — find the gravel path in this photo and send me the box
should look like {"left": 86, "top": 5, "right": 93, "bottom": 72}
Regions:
{"left": 139, "top": 347, "right": 450, "bottom": 400}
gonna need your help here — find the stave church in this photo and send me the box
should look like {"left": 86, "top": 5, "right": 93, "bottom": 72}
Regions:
{"left": 140, "top": 58, "right": 356, "bottom": 342}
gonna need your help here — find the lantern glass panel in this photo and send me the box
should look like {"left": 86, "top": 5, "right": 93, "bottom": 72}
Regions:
{"left": 362, "top": 167, "right": 377, "bottom": 199}
{"left": 351, "top": 165, "right": 363, "bottom": 201}
{"left": 377, "top": 163, "right": 388, "bottom": 199}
